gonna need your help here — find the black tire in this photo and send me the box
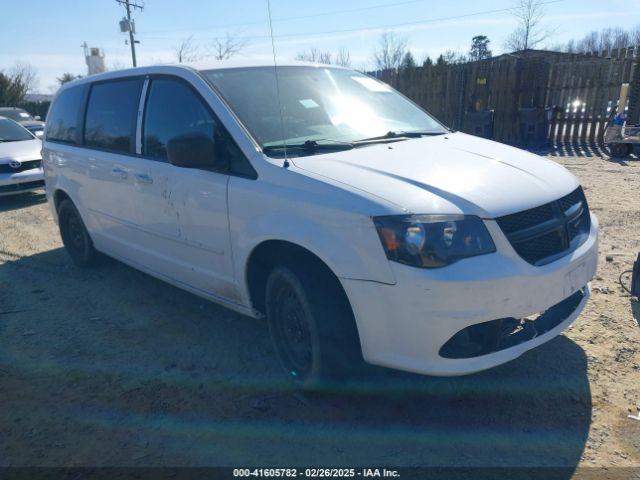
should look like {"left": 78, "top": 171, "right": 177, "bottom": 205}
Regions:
{"left": 58, "top": 199, "right": 99, "bottom": 268}
{"left": 608, "top": 143, "right": 632, "bottom": 158}
{"left": 265, "top": 263, "right": 361, "bottom": 389}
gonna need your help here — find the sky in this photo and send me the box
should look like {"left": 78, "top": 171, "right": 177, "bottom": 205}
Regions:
{"left": 0, "top": 0, "right": 637, "bottom": 93}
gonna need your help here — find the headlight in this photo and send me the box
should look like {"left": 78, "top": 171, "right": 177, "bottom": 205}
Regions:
{"left": 373, "top": 214, "right": 496, "bottom": 268}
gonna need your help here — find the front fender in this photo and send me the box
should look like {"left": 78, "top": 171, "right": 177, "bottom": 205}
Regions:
{"left": 232, "top": 211, "right": 397, "bottom": 303}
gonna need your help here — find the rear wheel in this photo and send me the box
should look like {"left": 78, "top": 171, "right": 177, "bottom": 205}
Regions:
{"left": 265, "top": 264, "right": 361, "bottom": 389}
{"left": 58, "top": 199, "right": 99, "bottom": 268}
{"left": 608, "top": 143, "right": 632, "bottom": 158}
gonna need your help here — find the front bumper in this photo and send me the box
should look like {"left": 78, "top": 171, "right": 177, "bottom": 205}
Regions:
{"left": 341, "top": 214, "right": 599, "bottom": 376}
{"left": 0, "top": 168, "right": 45, "bottom": 196}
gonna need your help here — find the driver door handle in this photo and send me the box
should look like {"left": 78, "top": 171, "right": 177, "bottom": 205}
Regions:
{"left": 111, "top": 167, "right": 128, "bottom": 179}
{"left": 135, "top": 173, "right": 154, "bottom": 184}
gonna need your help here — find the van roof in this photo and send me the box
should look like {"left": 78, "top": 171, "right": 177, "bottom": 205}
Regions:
{"left": 55, "top": 60, "right": 352, "bottom": 90}
{"left": 52, "top": 61, "right": 356, "bottom": 100}
{"left": 193, "top": 59, "right": 351, "bottom": 71}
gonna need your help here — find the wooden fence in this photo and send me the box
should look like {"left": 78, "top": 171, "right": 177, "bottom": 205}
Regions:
{"left": 372, "top": 48, "right": 640, "bottom": 148}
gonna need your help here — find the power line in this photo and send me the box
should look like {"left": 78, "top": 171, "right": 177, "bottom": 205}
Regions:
{"left": 139, "top": 0, "right": 567, "bottom": 43}
{"left": 137, "top": 0, "right": 439, "bottom": 35}
{"left": 270, "top": 0, "right": 567, "bottom": 40}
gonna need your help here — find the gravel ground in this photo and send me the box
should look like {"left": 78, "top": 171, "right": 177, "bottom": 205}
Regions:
{"left": 0, "top": 151, "right": 638, "bottom": 473}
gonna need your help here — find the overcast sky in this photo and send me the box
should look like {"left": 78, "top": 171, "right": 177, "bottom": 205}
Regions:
{"left": 0, "top": 0, "right": 637, "bottom": 93}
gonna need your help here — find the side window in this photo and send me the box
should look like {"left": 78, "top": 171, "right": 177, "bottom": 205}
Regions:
{"left": 143, "top": 77, "right": 256, "bottom": 177}
{"left": 143, "top": 78, "right": 215, "bottom": 161}
{"left": 84, "top": 79, "right": 142, "bottom": 153}
{"left": 46, "top": 85, "right": 85, "bottom": 144}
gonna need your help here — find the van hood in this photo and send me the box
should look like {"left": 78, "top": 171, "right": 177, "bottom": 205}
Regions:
{"left": 291, "top": 132, "right": 579, "bottom": 218}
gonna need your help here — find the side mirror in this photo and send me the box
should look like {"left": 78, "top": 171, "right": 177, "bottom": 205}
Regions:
{"left": 34, "top": 115, "right": 41, "bottom": 121}
{"left": 167, "top": 132, "right": 218, "bottom": 169}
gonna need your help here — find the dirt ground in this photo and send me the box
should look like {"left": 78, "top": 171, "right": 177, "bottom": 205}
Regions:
{"left": 0, "top": 149, "right": 638, "bottom": 473}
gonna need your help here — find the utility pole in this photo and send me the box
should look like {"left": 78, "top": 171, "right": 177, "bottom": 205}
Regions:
{"left": 116, "top": 0, "right": 143, "bottom": 67}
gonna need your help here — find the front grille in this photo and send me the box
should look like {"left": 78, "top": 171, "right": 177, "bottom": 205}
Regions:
{"left": 0, "top": 160, "right": 42, "bottom": 174}
{"left": 497, "top": 202, "right": 555, "bottom": 234}
{"left": 0, "top": 180, "right": 45, "bottom": 194}
{"left": 497, "top": 187, "right": 591, "bottom": 266}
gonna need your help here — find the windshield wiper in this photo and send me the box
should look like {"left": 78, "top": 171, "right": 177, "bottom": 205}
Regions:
{"left": 263, "top": 139, "right": 355, "bottom": 156}
{"left": 262, "top": 131, "right": 446, "bottom": 156}
{"left": 354, "top": 130, "right": 446, "bottom": 144}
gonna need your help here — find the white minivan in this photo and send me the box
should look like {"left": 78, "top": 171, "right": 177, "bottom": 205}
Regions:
{"left": 43, "top": 63, "right": 598, "bottom": 386}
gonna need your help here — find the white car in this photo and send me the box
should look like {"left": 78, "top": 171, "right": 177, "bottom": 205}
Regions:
{"left": 42, "top": 63, "right": 598, "bottom": 387}
{"left": 0, "top": 117, "right": 44, "bottom": 196}
{"left": 0, "top": 107, "right": 45, "bottom": 138}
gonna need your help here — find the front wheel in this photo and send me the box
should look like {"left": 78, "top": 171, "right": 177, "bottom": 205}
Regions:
{"left": 265, "top": 264, "right": 361, "bottom": 389}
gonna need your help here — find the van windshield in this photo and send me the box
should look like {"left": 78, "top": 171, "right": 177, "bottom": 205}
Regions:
{"left": 201, "top": 66, "right": 446, "bottom": 156}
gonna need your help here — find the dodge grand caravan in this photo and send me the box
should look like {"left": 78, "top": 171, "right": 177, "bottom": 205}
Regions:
{"left": 43, "top": 63, "right": 598, "bottom": 386}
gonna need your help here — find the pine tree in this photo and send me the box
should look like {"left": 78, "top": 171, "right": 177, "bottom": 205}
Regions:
{"left": 469, "top": 35, "right": 492, "bottom": 61}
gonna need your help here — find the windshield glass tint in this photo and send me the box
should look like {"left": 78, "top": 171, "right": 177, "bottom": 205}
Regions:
{"left": 0, "top": 119, "right": 33, "bottom": 142}
{"left": 201, "top": 66, "right": 446, "bottom": 148}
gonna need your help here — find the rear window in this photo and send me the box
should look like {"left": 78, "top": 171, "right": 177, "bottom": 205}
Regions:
{"left": 46, "top": 86, "right": 85, "bottom": 144}
{"left": 84, "top": 78, "right": 143, "bottom": 153}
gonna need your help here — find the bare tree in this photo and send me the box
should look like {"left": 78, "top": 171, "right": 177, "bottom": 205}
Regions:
{"left": 442, "top": 50, "right": 468, "bottom": 65}
{"left": 564, "top": 39, "right": 576, "bottom": 53}
{"left": 334, "top": 48, "right": 351, "bottom": 67}
{"left": 564, "top": 25, "right": 640, "bottom": 54}
{"left": 631, "top": 25, "right": 640, "bottom": 46}
{"left": 10, "top": 63, "right": 38, "bottom": 94}
{"left": 0, "top": 63, "right": 38, "bottom": 105}
{"left": 504, "top": 0, "right": 551, "bottom": 51}
{"left": 296, "top": 48, "right": 333, "bottom": 64}
{"left": 372, "top": 31, "right": 408, "bottom": 70}
{"left": 611, "top": 27, "right": 631, "bottom": 50}
{"left": 210, "top": 33, "right": 247, "bottom": 61}
{"left": 295, "top": 47, "right": 351, "bottom": 66}
{"left": 175, "top": 35, "right": 199, "bottom": 63}
{"left": 599, "top": 28, "right": 615, "bottom": 52}
{"left": 575, "top": 31, "right": 599, "bottom": 52}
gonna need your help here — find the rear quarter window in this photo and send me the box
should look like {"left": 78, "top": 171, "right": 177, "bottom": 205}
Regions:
{"left": 46, "top": 86, "right": 85, "bottom": 144}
